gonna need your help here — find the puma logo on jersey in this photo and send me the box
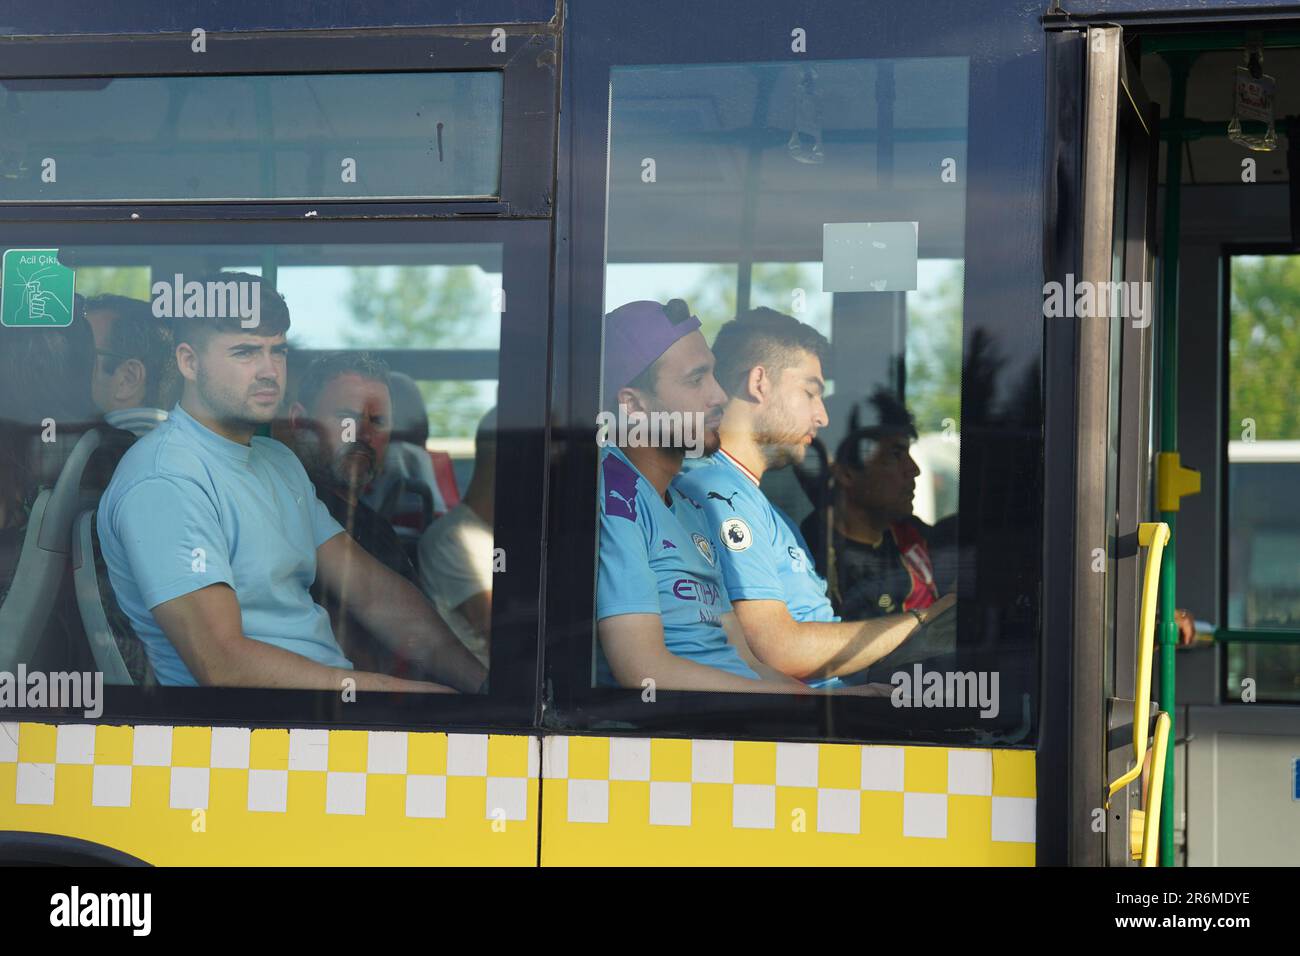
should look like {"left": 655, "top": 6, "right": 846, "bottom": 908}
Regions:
{"left": 707, "top": 490, "right": 739, "bottom": 510}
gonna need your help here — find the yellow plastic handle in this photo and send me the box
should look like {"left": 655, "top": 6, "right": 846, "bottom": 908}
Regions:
{"left": 1106, "top": 522, "right": 1170, "bottom": 806}
{"left": 1141, "top": 711, "right": 1172, "bottom": 867}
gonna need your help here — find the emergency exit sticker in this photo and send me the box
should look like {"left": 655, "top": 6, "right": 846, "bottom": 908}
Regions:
{"left": 822, "top": 222, "right": 918, "bottom": 293}
{"left": 1, "top": 248, "right": 76, "bottom": 328}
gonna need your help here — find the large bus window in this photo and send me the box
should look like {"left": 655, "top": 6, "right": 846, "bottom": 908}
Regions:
{"left": 1225, "top": 253, "right": 1300, "bottom": 703}
{"left": 571, "top": 45, "right": 1031, "bottom": 737}
{"left": 0, "top": 223, "right": 548, "bottom": 726}
{"left": 541, "top": 0, "right": 1048, "bottom": 746}
{"left": 0, "top": 72, "right": 503, "bottom": 202}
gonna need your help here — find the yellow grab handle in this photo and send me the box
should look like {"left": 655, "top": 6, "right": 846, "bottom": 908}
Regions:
{"left": 1141, "top": 711, "right": 1172, "bottom": 867}
{"left": 1106, "top": 521, "right": 1170, "bottom": 806}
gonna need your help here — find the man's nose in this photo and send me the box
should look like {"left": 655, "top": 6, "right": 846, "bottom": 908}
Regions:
{"left": 906, "top": 453, "right": 921, "bottom": 478}
{"left": 813, "top": 398, "right": 829, "bottom": 429}
{"left": 707, "top": 374, "right": 728, "bottom": 410}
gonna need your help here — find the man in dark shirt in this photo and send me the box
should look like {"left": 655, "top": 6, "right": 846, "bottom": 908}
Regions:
{"left": 801, "top": 388, "right": 957, "bottom": 622}
{"left": 286, "top": 352, "right": 423, "bottom": 675}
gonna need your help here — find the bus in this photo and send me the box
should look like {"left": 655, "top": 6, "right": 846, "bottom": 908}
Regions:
{"left": 0, "top": 0, "right": 1297, "bottom": 869}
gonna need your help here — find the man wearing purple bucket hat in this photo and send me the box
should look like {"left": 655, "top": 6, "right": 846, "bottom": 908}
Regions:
{"left": 594, "top": 298, "right": 815, "bottom": 692}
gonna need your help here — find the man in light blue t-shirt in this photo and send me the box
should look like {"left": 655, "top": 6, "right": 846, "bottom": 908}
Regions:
{"left": 675, "top": 309, "right": 953, "bottom": 687}
{"left": 97, "top": 273, "right": 486, "bottom": 693}
{"left": 596, "top": 299, "right": 813, "bottom": 693}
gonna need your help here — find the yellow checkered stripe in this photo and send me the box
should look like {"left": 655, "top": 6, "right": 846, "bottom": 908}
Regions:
{"left": 539, "top": 737, "right": 1036, "bottom": 866}
{"left": 0, "top": 722, "right": 539, "bottom": 866}
{"left": 1, "top": 723, "right": 1035, "bottom": 865}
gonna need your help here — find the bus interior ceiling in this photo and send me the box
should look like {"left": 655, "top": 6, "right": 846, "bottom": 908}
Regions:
{"left": 1138, "top": 29, "right": 1300, "bottom": 865}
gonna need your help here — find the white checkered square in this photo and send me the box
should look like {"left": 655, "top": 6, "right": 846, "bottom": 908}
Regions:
{"left": 609, "top": 737, "right": 650, "bottom": 781}
{"left": 288, "top": 728, "right": 329, "bottom": 771}
{"left": 168, "top": 766, "right": 209, "bottom": 810}
{"left": 132, "top": 725, "right": 172, "bottom": 767}
{"left": 0, "top": 723, "right": 17, "bottom": 762}
{"left": 210, "top": 727, "right": 251, "bottom": 769}
{"left": 732, "top": 784, "right": 776, "bottom": 830}
{"left": 948, "top": 750, "right": 993, "bottom": 796}
{"left": 446, "top": 734, "right": 488, "bottom": 777}
{"left": 486, "top": 777, "right": 529, "bottom": 821}
{"left": 325, "top": 771, "right": 367, "bottom": 815}
{"left": 247, "top": 769, "right": 288, "bottom": 813}
{"left": 91, "top": 764, "right": 131, "bottom": 808}
{"left": 691, "top": 739, "right": 733, "bottom": 784}
{"left": 817, "top": 788, "right": 861, "bottom": 834}
{"left": 405, "top": 775, "right": 447, "bottom": 819}
{"left": 861, "top": 745, "right": 905, "bottom": 792}
{"left": 542, "top": 736, "right": 568, "bottom": 779}
{"left": 15, "top": 762, "right": 55, "bottom": 805}
{"left": 566, "top": 779, "right": 608, "bottom": 824}
{"left": 992, "top": 796, "right": 1036, "bottom": 843}
{"left": 55, "top": 724, "right": 95, "bottom": 765}
{"left": 366, "top": 731, "right": 408, "bottom": 774}
{"left": 775, "top": 742, "right": 819, "bottom": 787}
{"left": 902, "top": 792, "right": 947, "bottom": 839}
{"left": 648, "top": 781, "right": 691, "bottom": 827}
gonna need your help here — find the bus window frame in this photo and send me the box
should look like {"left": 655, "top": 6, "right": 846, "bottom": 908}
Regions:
{"left": 543, "top": 0, "right": 1047, "bottom": 748}
{"left": 0, "top": 23, "right": 557, "bottom": 217}
{"left": 0, "top": 217, "right": 551, "bottom": 732}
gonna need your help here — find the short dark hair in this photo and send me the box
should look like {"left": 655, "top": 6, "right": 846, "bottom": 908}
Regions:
{"left": 295, "top": 351, "right": 392, "bottom": 416}
{"left": 711, "top": 307, "right": 831, "bottom": 398}
{"left": 87, "top": 294, "right": 179, "bottom": 408}
{"left": 171, "top": 271, "right": 291, "bottom": 352}
{"left": 833, "top": 387, "right": 918, "bottom": 468}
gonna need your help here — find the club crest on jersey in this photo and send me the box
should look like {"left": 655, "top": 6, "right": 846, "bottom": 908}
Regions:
{"left": 720, "top": 517, "right": 752, "bottom": 552}
{"left": 692, "top": 532, "right": 715, "bottom": 565}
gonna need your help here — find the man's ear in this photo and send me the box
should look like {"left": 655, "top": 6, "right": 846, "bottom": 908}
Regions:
{"left": 288, "top": 401, "right": 307, "bottom": 429}
{"left": 616, "top": 385, "right": 649, "bottom": 415}
{"left": 115, "top": 358, "right": 146, "bottom": 403}
{"left": 175, "top": 342, "right": 198, "bottom": 382}
{"left": 744, "top": 365, "right": 770, "bottom": 403}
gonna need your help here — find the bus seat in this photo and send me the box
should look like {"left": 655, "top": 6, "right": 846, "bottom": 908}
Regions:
{"left": 0, "top": 428, "right": 103, "bottom": 672}
{"left": 70, "top": 509, "right": 141, "bottom": 686}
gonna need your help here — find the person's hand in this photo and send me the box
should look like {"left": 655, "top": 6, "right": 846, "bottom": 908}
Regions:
{"left": 1174, "top": 608, "right": 1195, "bottom": 647}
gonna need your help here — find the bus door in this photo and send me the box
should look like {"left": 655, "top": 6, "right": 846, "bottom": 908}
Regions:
{"left": 1049, "top": 24, "right": 1161, "bottom": 866}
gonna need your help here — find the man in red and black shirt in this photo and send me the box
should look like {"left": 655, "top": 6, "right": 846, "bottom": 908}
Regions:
{"left": 801, "top": 388, "right": 957, "bottom": 623}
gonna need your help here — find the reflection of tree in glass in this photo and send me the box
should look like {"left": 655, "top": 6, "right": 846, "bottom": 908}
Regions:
{"left": 1230, "top": 256, "right": 1300, "bottom": 440}
{"left": 682, "top": 262, "right": 828, "bottom": 345}
{"left": 344, "top": 266, "right": 487, "bottom": 437}
{"left": 906, "top": 261, "right": 963, "bottom": 434}
{"left": 71, "top": 267, "right": 153, "bottom": 301}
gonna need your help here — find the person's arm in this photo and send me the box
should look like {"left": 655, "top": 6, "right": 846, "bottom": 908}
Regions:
{"left": 720, "top": 610, "right": 807, "bottom": 684}
{"left": 453, "top": 591, "right": 492, "bottom": 640}
{"left": 315, "top": 532, "right": 487, "bottom": 693}
{"left": 150, "top": 583, "right": 451, "bottom": 692}
{"left": 732, "top": 592, "right": 957, "bottom": 681}
{"left": 599, "top": 612, "right": 811, "bottom": 694}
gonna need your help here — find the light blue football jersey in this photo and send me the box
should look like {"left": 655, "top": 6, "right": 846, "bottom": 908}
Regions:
{"left": 595, "top": 445, "right": 759, "bottom": 686}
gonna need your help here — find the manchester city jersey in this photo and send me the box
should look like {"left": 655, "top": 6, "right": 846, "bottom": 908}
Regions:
{"left": 675, "top": 449, "right": 839, "bottom": 625}
{"left": 595, "top": 445, "right": 758, "bottom": 686}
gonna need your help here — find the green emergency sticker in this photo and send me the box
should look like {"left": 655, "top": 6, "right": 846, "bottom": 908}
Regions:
{"left": 1, "top": 248, "right": 77, "bottom": 328}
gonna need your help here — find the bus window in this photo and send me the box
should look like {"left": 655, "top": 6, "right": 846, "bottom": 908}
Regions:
{"left": 0, "top": 225, "right": 548, "bottom": 726}
{"left": 578, "top": 48, "right": 1022, "bottom": 734}
{"left": 1225, "top": 253, "right": 1300, "bottom": 702}
{"left": 0, "top": 72, "right": 503, "bottom": 202}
